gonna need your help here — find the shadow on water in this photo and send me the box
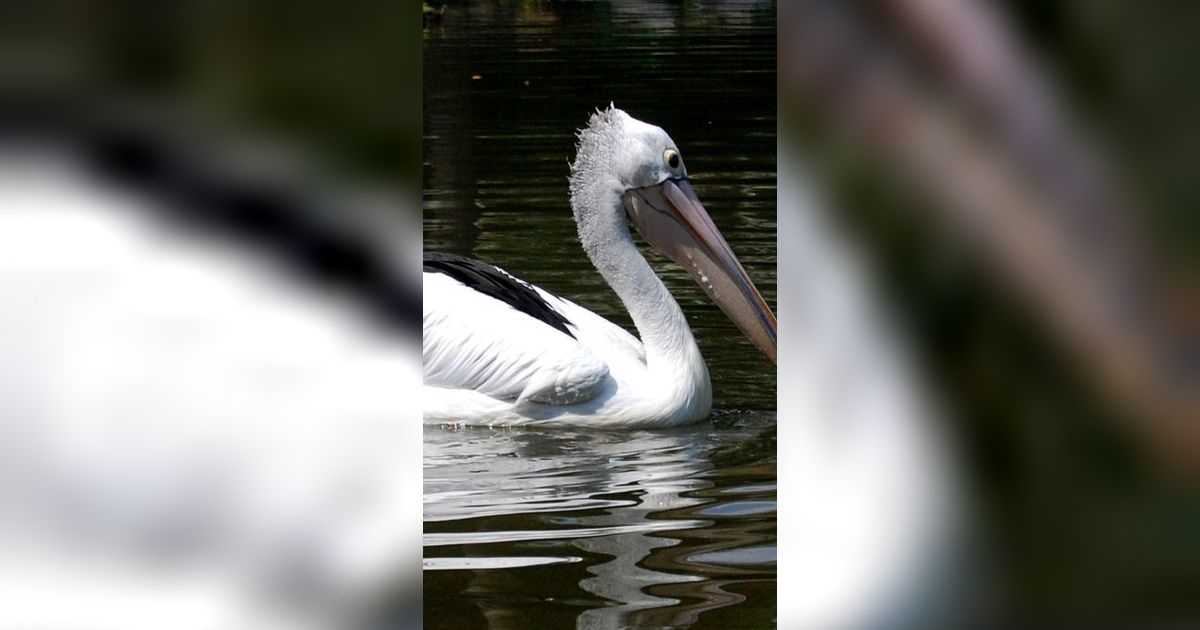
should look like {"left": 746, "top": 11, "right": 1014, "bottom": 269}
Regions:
{"left": 424, "top": 1, "right": 776, "bottom": 627}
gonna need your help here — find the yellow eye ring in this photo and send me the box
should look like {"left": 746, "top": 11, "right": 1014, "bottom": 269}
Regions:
{"left": 664, "top": 148, "right": 682, "bottom": 172}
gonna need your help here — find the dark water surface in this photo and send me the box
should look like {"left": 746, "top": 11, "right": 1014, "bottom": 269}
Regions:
{"left": 424, "top": 2, "right": 776, "bottom": 627}
{"left": 423, "top": 413, "right": 776, "bottom": 629}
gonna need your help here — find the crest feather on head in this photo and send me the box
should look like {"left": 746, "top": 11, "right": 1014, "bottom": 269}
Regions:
{"left": 571, "top": 103, "right": 628, "bottom": 176}
{"left": 586, "top": 102, "right": 618, "bottom": 126}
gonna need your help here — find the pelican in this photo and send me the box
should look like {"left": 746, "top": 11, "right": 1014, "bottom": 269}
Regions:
{"left": 424, "top": 106, "right": 776, "bottom": 427}
{"left": 0, "top": 128, "right": 423, "bottom": 630}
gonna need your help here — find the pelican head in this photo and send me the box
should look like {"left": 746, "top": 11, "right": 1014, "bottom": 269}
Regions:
{"left": 569, "top": 106, "right": 777, "bottom": 363}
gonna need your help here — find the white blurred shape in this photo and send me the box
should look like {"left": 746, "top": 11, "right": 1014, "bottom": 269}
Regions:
{"left": 0, "top": 150, "right": 421, "bottom": 629}
{"left": 777, "top": 147, "right": 962, "bottom": 629}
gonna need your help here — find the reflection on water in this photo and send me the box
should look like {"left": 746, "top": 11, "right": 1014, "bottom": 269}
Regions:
{"left": 423, "top": 414, "right": 775, "bottom": 629}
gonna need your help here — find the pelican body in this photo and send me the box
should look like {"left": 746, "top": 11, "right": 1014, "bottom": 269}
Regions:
{"left": 423, "top": 107, "right": 776, "bottom": 427}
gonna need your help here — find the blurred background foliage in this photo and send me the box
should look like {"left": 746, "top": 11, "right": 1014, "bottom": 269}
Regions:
{"left": 1005, "top": 0, "right": 1199, "bottom": 268}
{"left": 1, "top": 0, "right": 1196, "bottom": 624}
{"left": 0, "top": 0, "right": 421, "bottom": 188}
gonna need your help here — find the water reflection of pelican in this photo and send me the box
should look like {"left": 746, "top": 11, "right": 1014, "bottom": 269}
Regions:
{"left": 422, "top": 421, "right": 776, "bottom": 628}
{"left": 423, "top": 107, "right": 776, "bottom": 427}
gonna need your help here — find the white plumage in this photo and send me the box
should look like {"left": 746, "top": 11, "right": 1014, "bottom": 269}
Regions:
{"left": 0, "top": 150, "right": 422, "bottom": 630}
{"left": 423, "top": 107, "right": 776, "bottom": 427}
{"left": 424, "top": 271, "right": 613, "bottom": 406}
{"left": 422, "top": 262, "right": 705, "bottom": 427}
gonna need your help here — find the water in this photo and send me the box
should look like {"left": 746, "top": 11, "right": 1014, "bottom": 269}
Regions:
{"left": 423, "top": 412, "right": 776, "bottom": 629}
{"left": 424, "top": 2, "right": 776, "bottom": 626}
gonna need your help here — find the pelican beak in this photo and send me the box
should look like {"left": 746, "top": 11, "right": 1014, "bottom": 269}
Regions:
{"left": 623, "top": 178, "right": 777, "bottom": 363}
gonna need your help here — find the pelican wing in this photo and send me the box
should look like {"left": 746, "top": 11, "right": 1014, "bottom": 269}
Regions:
{"left": 423, "top": 270, "right": 609, "bottom": 406}
{"left": 533, "top": 287, "right": 646, "bottom": 368}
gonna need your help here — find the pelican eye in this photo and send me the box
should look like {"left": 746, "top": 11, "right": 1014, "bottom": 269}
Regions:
{"left": 664, "top": 148, "right": 682, "bottom": 173}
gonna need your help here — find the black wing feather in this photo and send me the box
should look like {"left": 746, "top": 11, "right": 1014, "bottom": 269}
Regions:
{"left": 424, "top": 253, "right": 576, "bottom": 339}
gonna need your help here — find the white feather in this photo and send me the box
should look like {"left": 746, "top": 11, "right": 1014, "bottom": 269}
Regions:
{"left": 422, "top": 271, "right": 609, "bottom": 406}
{"left": 0, "top": 152, "right": 422, "bottom": 630}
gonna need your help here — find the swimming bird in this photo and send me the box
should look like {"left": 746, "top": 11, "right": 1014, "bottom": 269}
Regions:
{"left": 423, "top": 107, "right": 776, "bottom": 427}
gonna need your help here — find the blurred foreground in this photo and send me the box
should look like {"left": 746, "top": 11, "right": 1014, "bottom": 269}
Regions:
{"left": 0, "top": 1, "right": 424, "bottom": 624}
{"left": 0, "top": 109, "right": 423, "bottom": 629}
{"left": 780, "top": 0, "right": 1198, "bottom": 626}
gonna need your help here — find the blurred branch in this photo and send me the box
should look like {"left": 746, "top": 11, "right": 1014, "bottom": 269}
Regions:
{"left": 781, "top": 1, "right": 1197, "bottom": 466}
